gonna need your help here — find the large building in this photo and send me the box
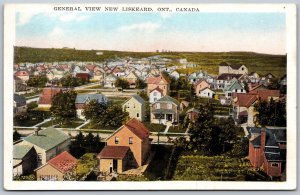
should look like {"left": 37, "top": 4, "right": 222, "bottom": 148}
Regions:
{"left": 122, "top": 95, "right": 146, "bottom": 121}
{"left": 218, "top": 62, "right": 248, "bottom": 75}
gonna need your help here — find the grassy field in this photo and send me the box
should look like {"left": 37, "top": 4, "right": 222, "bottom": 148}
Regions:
{"left": 76, "top": 153, "right": 98, "bottom": 181}
{"left": 38, "top": 119, "right": 84, "bottom": 128}
{"left": 108, "top": 96, "right": 128, "bottom": 105}
{"left": 14, "top": 47, "right": 286, "bottom": 78}
{"left": 172, "top": 155, "right": 270, "bottom": 181}
{"left": 81, "top": 123, "right": 117, "bottom": 130}
{"left": 168, "top": 124, "right": 186, "bottom": 133}
{"left": 143, "top": 122, "right": 166, "bottom": 132}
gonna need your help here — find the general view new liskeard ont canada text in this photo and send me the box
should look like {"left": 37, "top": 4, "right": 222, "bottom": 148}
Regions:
{"left": 12, "top": 10, "right": 287, "bottom": 182}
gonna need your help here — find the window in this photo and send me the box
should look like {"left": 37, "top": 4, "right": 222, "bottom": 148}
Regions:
{"left": 271, "top": 163, "right": 279, "bottom": 167}
{"left": 156, "top": 103, "right": 160, "bottom": 109}
{"left": 154, "top": 92, "right": 157, "bottom": 96}
{"left": 242, "top": 67, "right": 244, "bottom": 71}
{"left": 235, "top": 89, "right": 238, "bottom": 92}
{"left": 154, "top": 98, "right": 157, "bottom": 102}
{"left": 129, "top": 137, "right": 133, "bottom": 144}
{"left": 115, "top": 137, "right": 119, "bottom": 144}
{"left": 133, "top": 104, "right": 135, "bottom": 108}
{"left": 137, "top": 113, "right": 139, "bottom": 117}
{"left": 228, "top": 93, "right": 232, "bottom": 97}
{"left": 37, "top": 153, "right": 42, "bottom": 162}
{"left": 241, "top": 89, "right": 243, "bottom": 92}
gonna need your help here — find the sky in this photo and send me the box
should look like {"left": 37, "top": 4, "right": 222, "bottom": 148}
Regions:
{"left": 15, "top": 11, "right": 286, "bottom": 54}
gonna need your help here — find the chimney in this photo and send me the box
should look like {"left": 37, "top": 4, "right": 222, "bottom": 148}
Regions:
{"left": 260, "top": 128, "right": 266, "bottom": 151}
{"left": 35, "top": 127, "right": 41, "bottom": 136}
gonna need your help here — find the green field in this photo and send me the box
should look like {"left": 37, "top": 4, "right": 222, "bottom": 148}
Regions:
{"left": 173, "top": 155, "right": 270, "bottom": 181}
{"left": 142, "top": 122, "right": 166, "bottom": 132}
{"left": 14, "top": 47, "right": 286, "bottom": 78}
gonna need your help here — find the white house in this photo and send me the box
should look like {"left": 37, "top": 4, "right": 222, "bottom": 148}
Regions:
{"left": 149, "top": 87, "right": 163, "bottom": 103}
{"left": 199, "top": 87, "right": 215, "bottom": 99}
{"left": 104, "top": 74, "right": 117, "bottom": 88}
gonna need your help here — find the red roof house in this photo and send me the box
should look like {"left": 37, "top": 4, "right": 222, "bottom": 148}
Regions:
{"left": 35, "top": 151, "right": 77, "bottom": 181}
{"left": 38, "top": 87, "right": 64, "bottom": 107}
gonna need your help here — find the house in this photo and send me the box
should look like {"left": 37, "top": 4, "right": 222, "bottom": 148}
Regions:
{"left": 122, "top": 95, "right": 146, "bottom": 121}
{"left": 14, "top": 94, "right": 27, "bottom": 116}
{"left": 218, "top": 62, "right": 248, "bottom": 75}
{"left": 149, "top": 87, "right": 163, "bottom": 103}
{"left": 194, "top": 80, "right": 210, "bottom": 96}
{"left": 76, "top": 73, "right": 90, "bottom": 83}
{"left": 248, "top": 83, "right": 268, "bottom": 92}
{"left": 186, "top": 108, "right": 199, "bottom": 122}
{"left": 198, "top": 87, "right": 215, "bottom": 99}
{"left": 14, "top": 76, "right": 27, "bottom": 92}
{"left": 13, "top": 145, "right": 38, "bottom": 177}
{"left": 247, "top": 127, "right": 286, "bottom": 179}
{"left": 19, "top": 127, "right": 71, "bottom": 166}
{"left": 248, "top": 72, "right": 260, "bottom": 83}
{"left": 75, "top": 94, "right": 109, "bottom": 119}
{"left": 179, "top": 100, "right": 190, "bottom": 112}
{"left": 169, "top": 70, "right": 180, "bottom": 80}
{"left": 98, "top": 118, "right": 151, "bottom": 173}
{"left": 124, "top": 71, "right": 139, "bottom": 88}
{"left": 223, "top": 78, "right": 246, "bottom": 99}
{"left": 260, "top": 73, "right": 276, "bottom": 85}
{"left": 37, "top": 87, "right": 64, "bottom": 108}
{"left": 232, "top": 89, "right": 280, "bottom": 126}
{"left": 36, "top": 151, "right": 77, "bottom": 181}
{"left": 279, "top": 74, "right": 287, "bottom": 86}
{"left": 216, "top": 73, "right": 243, "bottom": 89}
{"left": 14, "top": 70, "right": 30, "bottom": 82}
{"left": 146, "top": 74, "right": 170, "bottom": 96}
{"left": 104, "top": 74, "right": 117, "bottom": 88}
{"left": 150, "top": 95, "right": 179, "bottom": 124}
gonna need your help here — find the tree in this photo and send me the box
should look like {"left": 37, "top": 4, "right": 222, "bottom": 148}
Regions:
{"left": 84, "top": 133, "right": 95, "bottom": 152}
{"left": 115, "top": 78, "right": 129, "bottom": 90}
{"left": 60, "top": 75, "right": 81, "bottom": 87}
{"left": 138, "top": 90, "right": 149, "bottom": 101}
{"left": 50, "top": 90, "right": 77, "bottom": 124}
{"left": 254, "top": 99, "right": 286, "bottom": 127}
{"left": 189, "top": 103, "right": 214, "bottom": 153}
{"left": 135, "top": 78, "right": 146, "bottom": 89}
{"left": 82, "top": 100, "right": 107, "bottom": 124}
{"left": 26, "top": 75, "right": 48, "bottom": 88}
{"left": 13, "top": 130, "right": 21, "bottom": 142}
{"left": 103, "top": 104, "right": 129, "bottom": 127}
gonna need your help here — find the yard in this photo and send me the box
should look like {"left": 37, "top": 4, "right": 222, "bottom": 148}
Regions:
{"left": 142, "top": 122, "right": 166, "bottom": 132}
{"left": 81, "top": 122, "right": 117, "bottom": 131}
{"left": 76, "top": 153, "right": 98, "bottom": 181}
{"left": 108, "top": 96, "right": 128, "bottom": 105}
{"left": 172, "top": 155, "right": 270, "bottom": 181}
{"left": 37, "top": 119, "right": 85, "bottom": 128}
{"left": 168, "top": 124, "right": 186, "bottom": 133}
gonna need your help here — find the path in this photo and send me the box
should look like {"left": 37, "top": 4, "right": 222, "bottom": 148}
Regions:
{"left": 163, "top": 123, "right": 171, "bottom": 134}
{"left": 32, "top": 117, "right": 52, "bottom": 127}
{"left": 76, "top": 120, "right": 90, "bottom": 129}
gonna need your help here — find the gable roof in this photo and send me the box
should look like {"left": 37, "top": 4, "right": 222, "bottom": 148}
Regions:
{"left": 224, "top": 78, "right": 244, "bottom": 91}
{"left": 123, "top": 118, "right": 150, "bottom": 140}
{"left": 75, "top": 94, "right": 108, "bottom": 104}
{"left": 194, "top": 79, "right": 209, "bottom": 87}
{"left": 14, "top": 94, "right": 26, "bottom": 103}
{"left": 38, "top": 87, "right": 63, "bottom": 105}
{"left": 47, "top": 151, "right": 77, "bottom": 173}
{"left": 24, "top": 127, "right": 70, "bottom": 151}
{"left": 98, "top": 146, "right": 130, "bottom": 159}
{"left": 149, "top": 86, "right": 164, "bottom": 94}
{"left": 249, "top": 89, "right": 280, "bottom": 101}
{"left": 234, "top": 93, "right": 257, "bottom": 108}
{"left": 155, "top": 95, "right": 179, "bottom": 106}
{"left": 146, "top": 74, "right": 170, "bottom": 85}
{"left": 13, "top": 145, "right": 34, "bottom": 159}
{"left": 15, "top": 70, "right": 29, "bottom": 76}
{"left": 123, "top": 95, "right": 145, "bottom": 105}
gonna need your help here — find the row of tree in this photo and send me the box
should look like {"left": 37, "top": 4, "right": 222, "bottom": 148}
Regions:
{"left": 83, "top": 100, "right": 129, "bottom": 128}
{"left": 115, "top": 78, "right": 146, "bottom": 90}
{"left": 26, "top": 75, "right": 89, "bottom": 88}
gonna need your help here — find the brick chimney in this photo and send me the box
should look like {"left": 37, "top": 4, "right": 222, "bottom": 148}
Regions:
{"left": 260, "top": 128, "right": 266, "bottom": 151}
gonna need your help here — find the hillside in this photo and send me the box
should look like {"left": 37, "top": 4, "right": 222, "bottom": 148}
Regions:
{"left": 14, "top": 47, "right": 287, "bottom": 77}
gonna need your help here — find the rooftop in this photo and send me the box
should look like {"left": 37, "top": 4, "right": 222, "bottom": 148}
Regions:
{"left": 24, "top": 127, "right": 70, "bottom": 151}
{"left": 98, "top": 146, "right": 130, "bottom": 159}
